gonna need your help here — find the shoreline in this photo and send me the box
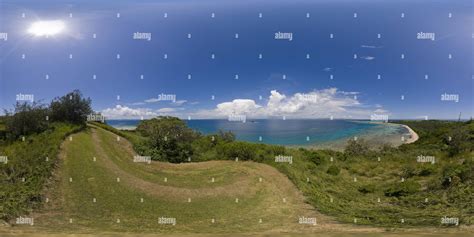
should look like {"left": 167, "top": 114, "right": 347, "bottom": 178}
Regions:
{"left": 111, "top": 121, "right": 420, "bottom": 150}
{"left": 293, "top": 122, "right": 420, "bottom": 151}
{"left": 400, "top": 124, "right": 419, "bottom": 144}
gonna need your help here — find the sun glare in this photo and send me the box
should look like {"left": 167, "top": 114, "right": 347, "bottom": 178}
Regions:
{"left": 27, "top": 20, "right": 65, "bottom": 37}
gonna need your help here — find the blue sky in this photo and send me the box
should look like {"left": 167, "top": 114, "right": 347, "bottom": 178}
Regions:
{"left": 0, "top": 0, "right": 472, "bottom": 120}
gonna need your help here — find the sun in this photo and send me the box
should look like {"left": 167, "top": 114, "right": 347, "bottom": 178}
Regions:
{"left": 27, "top": 20, "right": 65, "bottom": 37}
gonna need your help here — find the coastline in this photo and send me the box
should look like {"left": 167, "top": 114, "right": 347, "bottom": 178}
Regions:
{"left": 295, "top": 122, "right": 420, "bottom": 151}
{"left": 400, "top": 124, "right": 419, "bottom": 144}
{"left": 109, "top": 120, "right": 420, "bottom": 150}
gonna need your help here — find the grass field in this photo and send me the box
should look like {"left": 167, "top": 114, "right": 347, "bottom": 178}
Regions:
{"left": 12, "top": 125, "right": 360, "bottom": 235}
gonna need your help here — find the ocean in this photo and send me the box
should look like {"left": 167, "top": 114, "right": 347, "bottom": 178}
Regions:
{"left": 105, "top": 119, "right": 407, "bottom": 146}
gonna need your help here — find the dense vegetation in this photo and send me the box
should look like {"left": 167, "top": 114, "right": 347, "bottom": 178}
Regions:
{"left": 2, "top": 90, "right": 91, "bottom": 141}
{"left": 0, "top": 123, "right": 82, "bottom": 220}
{"left": 126, "top": 117, "right": 473, "bottom": 227}
{"left": 0, "top": 90, "right": 92, "bottom": 221}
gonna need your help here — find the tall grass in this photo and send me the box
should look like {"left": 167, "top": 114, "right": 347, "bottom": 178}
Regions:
{"left": 0, "top": 123, "right": 82, "bottom": 220}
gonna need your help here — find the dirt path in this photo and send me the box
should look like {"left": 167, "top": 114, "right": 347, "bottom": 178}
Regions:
{"left": 90, "top": 128, "right": 262, "bottom": 199}
{"left": 88, "top": 126, "right": 383, "bottom": 233}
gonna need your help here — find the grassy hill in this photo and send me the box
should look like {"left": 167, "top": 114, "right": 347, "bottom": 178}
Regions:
{"left": 17, "top": 125, "right": 351, "bottom": 234}
{"left": 109, "top": 118, "right": 472, "bottom": 228}
{"left": 1, "top": 119, "right": 472, "bottom": 236}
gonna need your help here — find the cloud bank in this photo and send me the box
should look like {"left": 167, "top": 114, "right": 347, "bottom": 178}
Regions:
{"left": 101, "top": 88, "right": 388, "bottom": 119}
{"left": 195, "top": 88, "right": 386, "bottom": 119}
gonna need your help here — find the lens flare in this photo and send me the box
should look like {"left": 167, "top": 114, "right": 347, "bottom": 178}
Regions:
{"left": 27, "top": 20, "right": 65, "bottom": 37}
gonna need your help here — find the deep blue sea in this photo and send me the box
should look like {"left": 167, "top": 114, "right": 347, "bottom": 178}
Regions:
{"left": 106, "top": 119, "right": 403, "bottom": 146}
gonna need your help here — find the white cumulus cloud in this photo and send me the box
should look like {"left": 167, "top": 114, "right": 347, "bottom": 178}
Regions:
{"left": 216, "top": 99, "right": 262, "bottom": 115}
{"left": 102, "top": 105, "right": 157, "bottom": 119}
{"left": 194, "top": 88, "right": 385, "bottom": 119}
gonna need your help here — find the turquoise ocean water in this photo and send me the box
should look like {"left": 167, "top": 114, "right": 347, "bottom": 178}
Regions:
{"left": 106, "top": 119, "right": 406, "bottom": 146}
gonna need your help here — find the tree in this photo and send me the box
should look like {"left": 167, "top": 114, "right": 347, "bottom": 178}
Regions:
{"left": 50, "top": 90, "right": 92, "bottom": 124}
{"left": 136, "top": 116, "right": 200, "bottom": 163}
{"left": 4, "top": 102, "right": 49, "bottom": 140}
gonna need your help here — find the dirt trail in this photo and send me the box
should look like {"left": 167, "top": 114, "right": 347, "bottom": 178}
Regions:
{"left": 90, "top": 128, "right": 261, "bottom": 198}
{"left": 88, "top": 126, "right": 383, "bottom": 232}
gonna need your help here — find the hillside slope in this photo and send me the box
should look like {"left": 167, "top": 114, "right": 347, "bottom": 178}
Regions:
{"left": 19, "top": 125, "right": 372, "bottom": 234}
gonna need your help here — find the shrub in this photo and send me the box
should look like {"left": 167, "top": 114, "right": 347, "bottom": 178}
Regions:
{"left": 417, "top": 165, "right": 436, "bottom": 176}
{"left": 0, "top": 123, "right": 81, "bottom": 221}
{"left": 344, "top": 138, "right": 370, "bottom": 157}
{"left": 327, "top": 165, "right": 340, "bottom": 176}
{"left": 4, "top": 102, "right": 49, "bottom": 140}
{"left": 441, "top": 162, "right": 472, "bottom": 187}
{"left": 136, "top": 116, "right": 200, "bottom": 163}
{"left": 305, "top": 150, "right": 326, "bottom": 165}
{"left": 402, "top": 165, "right": 416, "bottom": 178}
{"left": 50, "top": 90, "right": 92, "bottom": 124}
{"left": 217, "top": 141, "right": 258, "bottom": 161}
{"left": 445, "top": 127, "right": 471, "bottom": 156}
{"left": 358, "top": 184, "right": 376, "bottom": 194}
{"left": 384, "top": 180, "right": 421, "bottom": 197}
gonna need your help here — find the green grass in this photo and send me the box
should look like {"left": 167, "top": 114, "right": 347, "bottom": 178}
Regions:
{"left": 90, "top": 120, "right": 473, "bottom": 228}
{"left": 94, "top": 128, "right": 245, "bottom": 188}
{"left": 23, "top": 126, "right": 314, "bottom": 234}
{"left": 258, "top": 121, "right": 473, "bottom": 227}
{"left": 0, "top": 123, "right": 83, "bottom": 220}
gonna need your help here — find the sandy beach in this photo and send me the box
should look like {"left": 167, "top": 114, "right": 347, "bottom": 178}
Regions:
{"left": 294, "top": 122, "right": 420, "bottom": 151}
{"left": 401, "top": 124, "right": 419, "bottom": 144}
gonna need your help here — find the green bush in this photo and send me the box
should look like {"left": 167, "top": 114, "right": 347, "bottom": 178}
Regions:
{"left": 441, "top": 162, "right": 473, "bottom": 187}
{"left": 344, "top": 138, "right": 370, "bottom": 157}
{"left": 445, "top": 126, "right": 471, "bottom": 156}
{"left": 0, "top": 123, "right": 82, "bottom": 221}
{"left": 217, "top": 141, "right": 258, "bottom": 161}
{"left": 50, "top": 90, "right": 92, "bottom": 125}
{"left": 384, "top": 180, "right": 421, "bottom": 197}
{"left": 136, "top": 116, "right": 200, "bottom": 163}
{"left": 327, "top": 165, "right": 340, "bottom": 176}
{"left": 417, "top": 165, "right": 436, "bottom": 176}
{"left": 4, "top": 102, "right": 49, "bottom": 140}
{"left": 358, "top": 184, "right": 376, "bottom": 194}
{"left": 305, "top": 150, "right": 326, "bottom": 165}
